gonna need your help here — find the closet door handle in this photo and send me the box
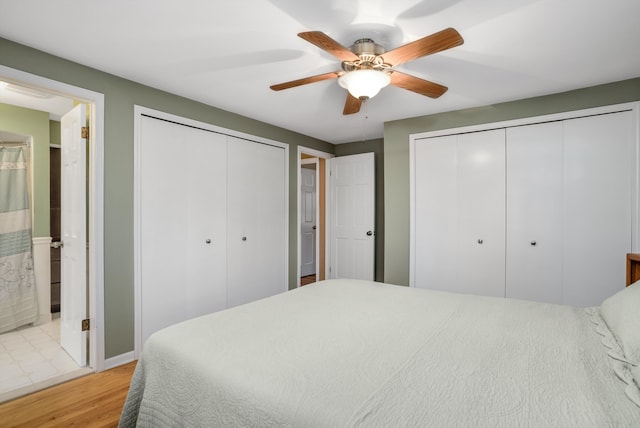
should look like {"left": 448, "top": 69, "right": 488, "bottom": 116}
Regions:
{"left": 242, "top": 236, "right": 247, "bottom": 241}
{"left": 530, "top": 241, "right": 537, "bottom": 246}
{"left": 477, "top": 239, "right": 483, "bottom": 244}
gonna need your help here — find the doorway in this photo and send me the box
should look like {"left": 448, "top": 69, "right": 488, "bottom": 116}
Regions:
{"left": 0, "top": 65, "right": 105, "bottom": 400}
{"left": 298, "top": 147, "right": 332, "bottom": 287}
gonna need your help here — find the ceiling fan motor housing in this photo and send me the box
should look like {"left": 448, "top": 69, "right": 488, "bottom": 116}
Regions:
{"left": 343, "top": 38, "right": 390, "bottom": 72}
{"left": 350, "top": 38, "right": 385, "bottom": 56}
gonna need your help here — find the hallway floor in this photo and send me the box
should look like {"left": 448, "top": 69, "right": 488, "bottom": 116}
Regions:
{"left": 0, "top": 317, "right": 85, "bottom": 402}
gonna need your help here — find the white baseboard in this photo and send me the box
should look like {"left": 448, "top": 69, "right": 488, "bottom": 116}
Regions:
{"left": 103, "top": 351, "right": 136, "bottom": 371}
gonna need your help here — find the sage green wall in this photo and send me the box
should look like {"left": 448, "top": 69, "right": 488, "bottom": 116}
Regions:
{"left": 49, "top": 120, "right": 60, "bottom": 145}
{"left": 0, "top": 103, "right": 50, "bottom": 237}
{"left": 0, "top": 37, "right": 334, "bottom": 359}
{"left": 335, "top": 138, "right": 384, "bottom": 282}
{"left": 383, "top": 77, "right": 640, "bottom": 286}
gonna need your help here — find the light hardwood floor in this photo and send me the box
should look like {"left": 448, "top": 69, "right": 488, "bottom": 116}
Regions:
{"left": 0, "top": 361, "right": 136, "bottom": 428}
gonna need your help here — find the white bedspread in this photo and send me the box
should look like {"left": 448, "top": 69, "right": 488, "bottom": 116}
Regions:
{"left": 119, "top": 279, "right": 640, "bottom": 427}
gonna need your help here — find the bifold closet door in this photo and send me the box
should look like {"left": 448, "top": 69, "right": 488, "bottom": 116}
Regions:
{"left": 563, "top": 111, "right": 633, "bottom": 306}
{"left": 506, "top": 122, "right": 563, "bottom": 304}
{"left": 413, "top": 135, "right": 458, "bottom": 291}
{"left": 414, "top": 129, "right": 505, "bottom": 297}
{"left": 456, "top": 129, "right": 506, "bottom": 297}
{"left": 139, "top": 116, "right": 228, "bottom": 346}
{"left": 226, "top": 137, "right": 287, "bottom": 308}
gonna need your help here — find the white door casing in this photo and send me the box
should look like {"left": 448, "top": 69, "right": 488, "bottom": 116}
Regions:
{"left": 330, "top": 153, "right": 375, "bottom": 281}
{"left": 300, "top": 164, "right": 317, "bottom": 277}
{"left": 60, "top": 104, "right": 87, "bottom": 366}
{"left": 296, "top": 146, "right": 333, "bottom": 285}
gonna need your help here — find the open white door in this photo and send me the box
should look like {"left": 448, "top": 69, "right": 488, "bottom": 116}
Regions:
{"left": 330, "top": 153, "right": 375, "bottom": 280}
{"left": 60, "top": 104, "right": 87, "bottom": 367}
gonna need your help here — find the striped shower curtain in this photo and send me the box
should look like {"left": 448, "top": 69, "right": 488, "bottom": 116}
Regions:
{"left": 0, "top": 146, "right": 38, "bottom": 333}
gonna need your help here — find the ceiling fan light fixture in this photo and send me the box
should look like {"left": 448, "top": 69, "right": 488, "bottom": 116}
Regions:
{"left": 338, "top": 69, "right": 390, "bottom": 100}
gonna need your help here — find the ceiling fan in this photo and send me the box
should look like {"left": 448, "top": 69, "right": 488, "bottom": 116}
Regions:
{"left": 270, "top": 28, "right": 464, "bottom": 115}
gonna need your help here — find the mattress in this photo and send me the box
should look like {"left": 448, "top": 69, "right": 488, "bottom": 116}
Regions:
{"left": 119, "top": 279, "right": 640, "bottom": 427}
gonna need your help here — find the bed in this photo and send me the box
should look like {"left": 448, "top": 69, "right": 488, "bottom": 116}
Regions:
{"left": 119, "top": 278, "right": 640, "bottom": 427}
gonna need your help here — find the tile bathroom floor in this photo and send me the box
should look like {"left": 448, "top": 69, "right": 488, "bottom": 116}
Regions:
{"left": 0, "top": 317, "right": 83, "bottom": 399}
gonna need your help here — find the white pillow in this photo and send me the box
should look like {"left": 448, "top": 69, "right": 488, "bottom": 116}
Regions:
{"left": 600, "top": 281, "right": 640, "bottom": 364}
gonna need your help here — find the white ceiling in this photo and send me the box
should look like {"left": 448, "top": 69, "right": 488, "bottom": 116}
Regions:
{"left": 0, "top": 0, "right": 639, "bottom": 144}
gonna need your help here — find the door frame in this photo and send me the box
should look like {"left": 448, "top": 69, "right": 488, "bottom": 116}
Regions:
{"left": 0, "top": 65, "right": 105, "bottom": 371}
{"left": 297, "top": 146, "right": 333, "bottom": 287}
{"left": 300, "top": 158, "right": 319, "bottom": 278}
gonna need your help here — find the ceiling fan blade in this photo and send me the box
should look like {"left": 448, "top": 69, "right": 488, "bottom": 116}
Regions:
{"left": 390, "top": 71, "right": 448, "bottom": 98}
{"left": 298, "top": 31, "right": 360, "bottom": 62}
{"left": 381, "top": 28, "right": 463, "bottom": 66}
{"left": 343, "top": 93, "right": 362, "bottom": 115}
{"left": 270, "top": 71, "right": 340, "bottom": 91}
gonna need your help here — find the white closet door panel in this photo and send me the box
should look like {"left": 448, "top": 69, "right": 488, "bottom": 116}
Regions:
{"left": 413, "top": 135, "right": 458, "bottom": 291}
{"left": 184, "top": 133, "right": 228, "bottom": 316}
{"left": 457, "top": 129, "right": 506, "bottom": 297}
{"left": 227, "top": 137, "right": 287, "bottom": 307}
{"left": 139, "top": 117, "right": 227, "bottom": 345}
{"left": 563, "top": 111, "right": 633, "bottom": 306}
{"left": 506, "top": 122, "right": 563, "bottom": 303}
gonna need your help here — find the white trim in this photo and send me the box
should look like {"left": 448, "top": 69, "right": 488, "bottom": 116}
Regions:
{"left": 134, "top": 105, "right": 288, "bottom": 150}
{"left": 297, "top": 146, "right": 334, "bottom": 286}
{"left": 410, "top": 102, "right": 640, "bottom": 141}
{"left": 409, "top": 137, "right": 416, "bottom": 288}
{"left": 133, "top": 106, "right": 290, "bottom": 357}
{"left": 299, "top": 158, "right": 319, "bottom": 284}
{"left": 103, "top": 351, "right": 136, "bottom": 370}
{"left": 409, "top": 101, "right": 640, "bottom": 286}
{"left": 0, "top": 65, "right": 106, "bottom": 373}
{"left": 632, "top": 104, "right": 640, "bottom": 253}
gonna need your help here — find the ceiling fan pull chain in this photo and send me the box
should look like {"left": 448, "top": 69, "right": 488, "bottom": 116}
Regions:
{"left": 361, "top": 100, "right": 368, "bottom": 142}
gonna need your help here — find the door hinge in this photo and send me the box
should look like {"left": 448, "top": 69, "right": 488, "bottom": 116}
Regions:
{"left": 81, "top": 126, "right": 89, "bottom": 139}
{"left": 81, "top": 319, "right": 90, "bottom": 331}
